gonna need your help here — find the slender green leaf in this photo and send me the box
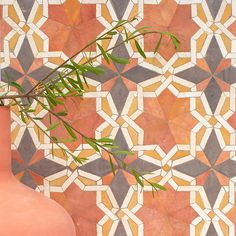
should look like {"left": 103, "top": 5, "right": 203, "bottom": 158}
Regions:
{"left": 97, "top": 44, "right": 110, "bottom": 64}
{"left": 46, "top": 122, "right": 60, "bottom": 131}
{"left": 84, "top": 137, "right": 99, "bottom": 152}
{"left": 96, "top": 137, "right": 114, "bottom": 143}
{"left": 9, "top": 81, "right": 25, "bottom": 93}
{"left": 134, "top": 40, "right": 146, "bottom": 58}
{"left": 109, "top": 155, "right": 116, "bottom": 175}
{"left": 151, "top": 182, "right": 167, "bottom": 191}
{"left": 107, "top": 53, "right": 129, "bottom": 64}
{"left": 131, "top": 169, "right": 144, "bottom": 187}
{"left": 63, "top": 123, "right": 77, "bottom": 140}
{"left": 154, "top": 34, "right": 163, "bottom": 53}
{"left": 113, "top": 150, "right": 134, "bottom": 155}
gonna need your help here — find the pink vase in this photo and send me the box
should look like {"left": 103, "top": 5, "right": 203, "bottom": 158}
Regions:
{"left": 0, "top": 106, "right": 76, "bottom": 236}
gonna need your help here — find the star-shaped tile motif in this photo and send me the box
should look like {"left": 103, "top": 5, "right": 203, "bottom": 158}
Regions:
{"left": 1, "top": 38, "right": 55, "bottom": 91}
{"left": 177, "top": 36, "right": 232, "bottom": 114}
{"left": 174, "top": 130, "right": 236, "bottom": 207}
{"left": 12, "top": 129, "right": 66, "bottom": 189}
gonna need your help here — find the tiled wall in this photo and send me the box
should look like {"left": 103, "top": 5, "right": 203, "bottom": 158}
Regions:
{"left": 1, "top": 0, "right": 236, "bottom": 235}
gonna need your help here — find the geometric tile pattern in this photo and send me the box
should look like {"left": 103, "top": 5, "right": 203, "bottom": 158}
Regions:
{"left": 1, "top": 0, "right": 236, "bottom": 235}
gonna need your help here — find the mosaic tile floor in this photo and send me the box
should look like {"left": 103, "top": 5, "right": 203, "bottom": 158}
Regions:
{"left": 1, "top": 0, "right": 236, "bottom": 235}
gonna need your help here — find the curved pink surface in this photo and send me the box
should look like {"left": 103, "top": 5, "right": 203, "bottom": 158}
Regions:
{"left": 0, "top": 107, "right": 76, "bottom": 236}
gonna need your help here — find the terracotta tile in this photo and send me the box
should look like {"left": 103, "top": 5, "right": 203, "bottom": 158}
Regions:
{"left": 51, "top": 183, "right": 103, "bottom": 236}
{"left": 135, "top": 90, "right": 196, "bottom": 152}
{"left": 43, "top": 97, "right": 104, "bottom": 150}
{"left": 41, "top": 1, "right": 104, "bottom": 57}
{"left": 137, "top": 186, "right": 197, "bottom": 236}
{"left": 137, "top": 0, "right": 199, "bottom": 60}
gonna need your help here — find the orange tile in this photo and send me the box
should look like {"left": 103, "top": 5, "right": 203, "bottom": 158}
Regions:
{"left": 41, "top": 1, "right": 104, "bottom": 57}
{"left": 137, "top": 0, "right": 199, "bottom": 60}
{"left": 137, "top": 186, "right": 197, "bottom": 236}
{"left": 51, "top": 183, "right": 103, "bottom": 236}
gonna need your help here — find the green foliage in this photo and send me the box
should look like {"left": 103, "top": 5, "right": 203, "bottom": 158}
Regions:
{"left": 0, "top": 18, "right": 179, "bottom": 194}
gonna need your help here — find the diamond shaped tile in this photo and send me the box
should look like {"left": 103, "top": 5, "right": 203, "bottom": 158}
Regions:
{"left": 205, "top": 36, "right": 222, "bottom": 74}
{"left": 204, "top": 78, "right": 222, "bottom": 114}
{"left": 204, "top": 130, "right": 222, "bottom": 166}
{"left": 18, "top": 129, "right": 36, "bottom": 164}
{"left": 174, "top": 159, "right": 210, "bottom": 177}
{"left": 204, "top": 171, "right": 221, "bottom": 207}
{"left": 110, "top": 170, "right": 130, "bottom": 207}
{"left": 110, "top": 77, "right": 129, "bottom": 114}
{"left": 122, "top": 65, "right": 159, "bottom": 83}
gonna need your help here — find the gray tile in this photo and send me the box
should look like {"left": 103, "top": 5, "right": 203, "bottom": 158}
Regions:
{"left": 206, "top": 0, "right": 222, "bottom": 19}
{"left": 115, "top": 221, "right": 127, "bottom": 236}
{"left": 17, "top": 38, "right": 34, "bottom": 73}
{"left": 22, "top": 76, "right": 33, "bottom": 91}
{"left": 79, "top": 158, "right": 114, "bottom": 177}
{"left": 18, "top": 129, "right": 36, "bottom": 164}
{"left": 17, "top": 0, "right": 35, "bottom": 21}
{"left": 204, "top": 170, "right": 221, "bottom": 207}
{"left": 84, "top": 65, "right": 117, "bottom": 83}
{"left": 110, "top": 77, "right": 129, "bottom": 114}
{"left": 30, "top": 158, "right": 65, "bottom": 177}
{"left": 129, "top": 158, "right": 160, "bottom": 174}
{"left": 204, "top": 129, "right": 221, "bottom": 166}
{"left": 112, "top": 35, "right": 130, "bottom": 73}
{"left": 1, "top": 67, "right": 23, "bottom": 82}
{"left": 28, "top": 66, "right": 55, "bottom": 81}
{"left": 174, "top": 159, "right": 210, "bottom": 177}
{"left": 204, "top": 78, "right": 222, "bottom": 114}
{"left": 215, "top": 159, "right": 236, "bottom": 178}
{"left": 110, "top": 170, "right": 130, "bottom": 207}
{"left": 122, "top": 65, "right": 159, "bottom": 83}
{"left": 206, "top": 222, "right": 217, "bottom": 236}
{"left": 111, "top": 0, "right": 130, "bottom": 19}
{"left": 176, "top": 66, "right": 210, "bottom": 84}
{"left": 113, "top": 128, "right": 130, "bottom": 161}
{"left": 205, "top": 36, "right": 222, "bottom": 74}
{"left": 12, "top": 159, "right": 25, "bottom": 175}
{"left": 21, "top": 170, "right": 37, "bottom": 189}
{"left": 217, "top": 66, "right": 236, "bottom": 84}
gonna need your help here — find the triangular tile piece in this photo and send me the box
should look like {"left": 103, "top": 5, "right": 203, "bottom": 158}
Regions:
{"left": 17, "top": 0, "right": 35, "bottom": 20}
{"left": 111, "top": 0, "right": 130, "bottom": 20}
{"left": 110, "top": 77, "right": 129, "bottom": 114}
{"left": 206, "top": 222, "right": 218, "bottom": 236}
{"left": 115, "top": 221, "right": 127, "bottom": 236}
{"left": 110, "top": 170, "right": 130, "bottom": 207}
{"left": 204, "top": 171, "right": 221, "bottom": 207}
{"left": 206, "top": 0, "right": 222, "bottom": 19}
{"left": 204, "top": 129, "right": 221, "bottom": 166}
{"left": 204, "top": 78, "right": 222, "bottom": 114}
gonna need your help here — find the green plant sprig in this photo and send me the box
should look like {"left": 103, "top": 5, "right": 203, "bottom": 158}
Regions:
{"left": 0, "top": 18, "right": 180, "bottom": 192}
